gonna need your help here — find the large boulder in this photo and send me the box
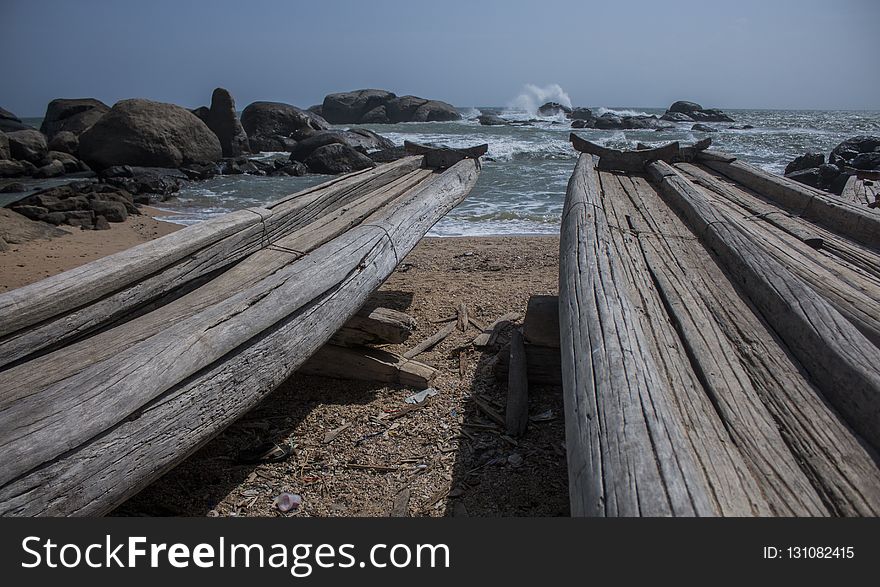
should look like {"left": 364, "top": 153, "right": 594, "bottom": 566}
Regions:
{"left": 6, "top": 129, "right": 48, "bottom": 163}
{"left": 304, "top": 144, "right": 376, "bottom": 174}
{"left": 0, "top": 209, "right": 67, "bottom": 245}
{"left": 691, "top": 123, "right": 718, "bottom": 133}
{"left": 852, "top": 152, "right": 880, "bottom": 171}
{"left": 660, "top": 111, "right": 694, "bottom": 123}
{"left": 478, "top": 114, "right": 508, "bottom": 126}
{"left": 666, "top": 100, "right": 734, "bottom": 122}
{"left": 289, "top": 129, "right": 393, "bottom": 162}
{"left": 409, "top": 99, "right": 460, "bottom": 122}
{"left": 537, "top": 102, "right": 572, "bottom": 116}
{"left": 830, "top": 136, "right": 880, "bottom": 166}
{"left": 322, "top": 89, "right": 397, "bottom": 124}
{"left": 0, "top": 107, "right": 30, "bottom": 132}
{"left": 785, "top": 152, "right": 824, "bottom": 175}
{"left": 360, "top": 105, "right": 390, "bottom": 124}
{"left": 204, "top": 88, "right": 250, "bottom": 157}
{"left": 79, "top": 99, "right": 222, "bottom": 169}
{"left": 39, "top": 98, "right": 109, "bottom": 139}
{"left": 48, "top": 130, "right": 79, "bottom": 155}
{"left": 0, "top": 132, "right": 9, "bottom": 160}
{"left": 568, "top": 107, "right": 594, "bottom": 121}
{"left": 240, "top": 101, "right": 330, "bottom": 152}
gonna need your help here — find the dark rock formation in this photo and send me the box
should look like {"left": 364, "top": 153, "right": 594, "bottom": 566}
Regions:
{"left": 367, "top": 146, "right": 407, "bottom": 163}
{"left": 478, "top": 114, "right": 508, "bottom": 126}
{"left": 785, "top": 168, "right": 820, "bottom": 188}
{"left": 6, "top": 129, "right": 48, "bottom": 163}
{"left": 537, "top": 102, "right": 572, "bottom": 117}
{"left": 0, "top": 107, "right": 30, "bottom": 132}
{"left": 48, "top": 130, "right": 79, "bottom": 155}
{"left": 0, "top": 208, "right": 67, "bottom": 245}
{"left": 590, "top": 113, "right": 671, "bottom": 130}
{"left": 289, "top": 129, "right": 393, "bottom": 162}
{"left": 829, "top": 136, "right": 880, "bottom": 168}
{"left": 660, "top": 111, "right": 694, "bottom": 123}
{"left": 665, "top": 101, "right": 734, "bottom": 122}
{"left": 691, "top": 123, "right": 718, "bottom": 133}
{"left": 240, "top": 101, "right": 330, "bottom": 152}
{"left": 40, "top": 98, "right": 109, "bottom": 139}
{"left": 567, "top": 107, "right": 594, "bottom": 121}
{"left": 852, "top": 152, "right": 880, "bottom": 171}
{"left": 785, "top": 153, "right": 825, "bottom": 175}
{"left": 99, "top": 166, "right": 187, "bottom": 199}
{"left": 320, "top": 90, "right": 461, "bottom": 124}
{"left": 79, "top": 99, "right": 222, "bottom": 169}
{"left": 33, "top": 160, "right": 66, "bottom": 178}
{"left": 204, "top": 88, "right": 250, "bottom": 157}
{"left": 303, "top": 144, "right": 376, "bottom": 174}
{"left": 0, "top": 132, "right": 9, "bottom": 160}
{"left": 6, "top": 182, "right": 141, "bottom": 228}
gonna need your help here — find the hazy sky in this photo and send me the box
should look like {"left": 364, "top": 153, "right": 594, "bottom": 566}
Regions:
{"left": 2, "top": 0, "right": 878, "bottom": 116}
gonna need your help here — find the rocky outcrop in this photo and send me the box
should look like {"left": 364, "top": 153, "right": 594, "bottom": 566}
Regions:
{"left": 303, "top": 144, "right": 376, "bottom": 174}
{"left": 6, "top": 182, "right": 141, "bottom": 228}
{"left": 203, "top": 88, "right": 250, "bottom": 157}
{"left": 0, "top": 107, "right": 30, "bottom": 132}
{"left": 240, "top": 101, "right": 330, "bottom": 152}
{"left": 784, "top": 153, "right": 824, "bottom": 175}
{"left": 567, "top": 107, "right": 594, "bottom": 121}
{"left": 660, "top": 111, "right": 694, "bottom": 123}
{"left": 829, "top": 136, "right": 880, "bottom": 167}
{"left": 478, "top": 114, "right": 508, "bottom": 126}
{"left": 665, "top": 100, "right": 734, "bottom": 123}
{"left": 79, "top": 99, "right": 222, "bottom": 169}
{"left": 0, "top": 132, "right": 9, "bottom": 160}
{"left": 289, "top": 129, "right": 394, "bottom": 163}
{"left": 691, "top": 123, "right": 717, "bottom": 133}
{"left": 6, "top": 129, "right": 48, "bottom": 163}
{"left": 0, "top": 208, "right": 67, "bottom": 247}
{"left": 590, "top": 113, "right": 671, "bottom": 130}
{"left": 320, "top": 90, "right": 461, "bottom": 124}
{"left": 48, "top": 131, "right": 79, "bottom": 155}
{"left": 40, "top": 98, "right": 109, "bottom": 139}
{"left": 537, "top": 102, "right": 572, "bottom": 117}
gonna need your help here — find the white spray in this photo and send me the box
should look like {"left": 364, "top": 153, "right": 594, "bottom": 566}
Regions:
{"left": 507, "top": 83, "right": 573, "bottom": 117}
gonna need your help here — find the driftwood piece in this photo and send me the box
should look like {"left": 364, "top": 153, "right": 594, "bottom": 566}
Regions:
{"left": 495, "top": 343, "right": 562, "bottom": 386}
{"left": 0, "top": 158, "right": 480, "bottom": 515}
{"left": 402, "top": 321, "right": 457, "bottom": 359}
{"left": 522, "top": 295, "right": 560, "bottom": 348}
{"left": 570, "top": 133, "right": 680, "bottom": 172}
{"left": 456, "top": 302, "right": 469, "bottom": 332}
{"left": 329, "top": 307, "right": 416, "bottom": 347}
{"left": 695, "top": 149, "right": 737, "bottom": 163}
{"left": 702, "top": 158, "right": 880, "bottom": 251}
{"left": 404, "top": 141, "right": 488, "bottom": 169}
{"left": 472, "top": 312, "right": 521, "bottom": 347}
{"left": 299, "top": 345, "right": 437, "bottom": 389}
{"left": 648, "top": 160, "right": 880, "bottom": 452}
{"left": 506, "top": 329, "right": 529, "bottom": 437}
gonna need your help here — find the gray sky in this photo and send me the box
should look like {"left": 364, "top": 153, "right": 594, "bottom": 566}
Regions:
{"left": 2, "top": 0, "right": 878, "bottom": 116}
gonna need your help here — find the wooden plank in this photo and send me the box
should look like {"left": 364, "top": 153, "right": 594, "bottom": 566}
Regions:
{"left": 569, "top": 134, "right": 679, "bottom": 172}
{"left": 404, "top": 141, "right": 488, "bottom": 169}
{"left": 299, "top": 345, "right": 436, "bottom": 389}
{"left": 0, "top": 158, "right": 481, "bottom": 514}
{"left": 329, "top": 307, "right": 416, "bottom": 347}
{"left": 559, "top": 153, "right": 718, "bottom": 516}
{"left": 522, "top": 295, "right": 559, "bottom": 348}
{"left": 505, "top": 329, "right": 529, "bottom": 437}
{"left": 472, "top": 312, "right": 520, "bottom": 347}
{"left": 648, "top": 160, "right": 880, "bottom": 452}
{"left": 402, "top": 321, "right": 457, "bottom": 359}
{"left": 702, "top": 158, "right": 880, "bottom": 251}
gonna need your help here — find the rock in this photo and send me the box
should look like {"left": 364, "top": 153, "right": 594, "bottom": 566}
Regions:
{"left": 79, "top": 99, "right": 222, "bottom": 169}
{"left": 101, "top": 166, "right": 186, "bottom": 197}
{"left": 666, "top": 100, "right": 734, "bottom": 122}
{"left": 669, "top": 101, "right": 703, "bottom": 114}
{"left": 304, "top": 144, "right": 376, "bottom": 174}
{"left": 785, "top": 153, "right": 825, "bottom": 175}
{"left": 594, "top": 113, "right": 623, "bottom": 129}
{"left": 344, "top": 128, "right": 395, "bottom": 151}
{"left": 537, "top": 102, "right": 572, "bottom": 116}
{"left": 40, "top": 98, "right": 109, "bottom": 139}
{"left": 33, "top": 159, "right": 66, "bottom": 178}
{"left": 322, "top": 89, "right": 397, "bottom": 124}
{"left": 852, "top": 152, "right": 880, "bottom": 170}
{"left": 660, "top": 111, "right": 694, "bottom": 122}
{"left": 0, "top": 160, "right": 26, "bottom": 177}
{"left": 0, "top": 107, "right": 30, "bottom": 132}
{"left": 691, "top": 123, "right": 717, "bottom": 133}
{"left": 307, "top": 104, "right": 323, "bottom": 117}
{"left": 367, "top": 146, "right": 407, "bottom": 163}
{"left": 89, "top": 200, "right": 128, "bottom": 222}
{"left": 785, "top": 167, "right": 821, "bottom": 188}
{"left": 571, "top": 119, "right": 593, "bottom": 129}
{"left": 48, "top": 130, "right": 79, "bottom": 155}
{"left": 94, "top": 215, "right": 111, "bottom": 230}
{"left": 0, "top": 208, "right": 67, "bottom": 244}
{"left": 410, "top": 100, "right": 460, "bottom": 122}
{"left": 191, "top": 106, "right": 210, "bottom": 123}
{"left": 270, "top": 160, "right": 308, "bottom": 176}
{"left": 360, "top": 105, "right": 390, "bottom": 124}
{"left": 829, "top": 172, "right": 853, "bottom": 195}
{"left": 0, "top": 182, "right": 26, "bottom": 193}
{"left": 478, "top": 114, "right": 508, "bottom": 126}
{"left": 830, "top": 136, "right": 880, "bottom": 161}
{"left": 568, "top": 107, "right": 594, "bottom": 121}
{"left": 818, "top": 163, "right": 841, "bottom": 186}
{"left": 240, "top": 101, "right": 329, "bottom": 152}
{"left": 728, "top": 124, "right": 755, "bottom": 130}
{"left": 289, "top": 130, "right": 392, "bottom": 162}
{"left": 593, "top": 113, "right": 669, "bottom": 130}
{"left": 205, "top": 88, "right": 250, "bottom": 157}
{"left": 6, "top": 129, "right": 49, "bottom": 163}
{"left": 0, "top": 132, "right": 9, "bottom": 160}
{"left": 45, "top": 150, "right": 85, "bottom": 173}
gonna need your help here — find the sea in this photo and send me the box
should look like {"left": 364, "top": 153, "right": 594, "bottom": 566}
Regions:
{"left": 18, "top": 106, "right": 880, "bottom": 236}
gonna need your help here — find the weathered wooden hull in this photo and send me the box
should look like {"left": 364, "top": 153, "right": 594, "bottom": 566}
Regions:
{"left": 559, "top": 151, "right": 880, "bottom": 517}
{"left": 0, "top": 156, "right": 480, "bottom": 516}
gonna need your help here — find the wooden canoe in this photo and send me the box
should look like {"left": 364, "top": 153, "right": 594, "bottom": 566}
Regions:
{"left": 559, "top": 150, "right": 880, "bottom": 516}
{"left": 0, "top": 153, "right": 481, "bottom": 516}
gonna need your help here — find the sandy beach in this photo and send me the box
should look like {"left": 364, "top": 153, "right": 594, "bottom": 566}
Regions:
{"left": 0, "top": 217, "right": 568, "bottom": 517}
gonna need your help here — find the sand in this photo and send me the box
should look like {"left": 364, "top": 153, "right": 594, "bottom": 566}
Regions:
{"left": 0, "top": 218, "right": 568, "bottom": 517}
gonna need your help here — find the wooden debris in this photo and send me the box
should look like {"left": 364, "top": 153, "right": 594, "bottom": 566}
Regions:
{"left": 473, "top": 312, "right": 521, "bottom": 347}
{"left": 456, "top": 302, "right": 469, "bottom": 332}
{"left": 570, "top": 133, "right": 680, "bottom": 172}
{"left": 473, "top": 396, "right": 506, "bottom": 427}
{"left": 329, "top": 307, "right": 416, "bottom": 347}
{"left": 300, "top": 344, "right": 437, "bottom": 388}
{"left": 322, "top": 422, "right": 352, "bottom": 445}
{"left": 403, "top": 320, "right": 457, "bottom": 359}
{"left": 506, "top": 329, "right": 529, "bottom": 437}
{"left": 405, "top": 141, "right": 489, "bottom": 169}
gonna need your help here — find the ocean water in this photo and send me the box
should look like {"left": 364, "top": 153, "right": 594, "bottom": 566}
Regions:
{"left": 21, "top": 109, "right": 880, "bottom": 236}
